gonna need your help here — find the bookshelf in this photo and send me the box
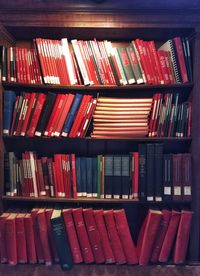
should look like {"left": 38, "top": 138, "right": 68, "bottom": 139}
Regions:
{"left": 0, "top": 0, "right": 200, "bottom": 270}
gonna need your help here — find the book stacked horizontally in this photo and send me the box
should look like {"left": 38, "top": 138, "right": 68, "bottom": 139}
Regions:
{"left": 91, "top": 97, "right": 153, "bottom": 139}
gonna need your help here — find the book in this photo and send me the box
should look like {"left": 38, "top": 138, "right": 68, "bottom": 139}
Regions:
{"left": 0, "top": 212, "right": 10, "bottom": 263}
{"left": 121, "top": 155, "right": 131, "bottom": 199}
{"left": 24, "top": 213, "right": 37, "bottom": 264}
{"left": 173, "top": 154, "right": 183, "bottom": 201}
{"left": 146, "top": 144, "right": 155, "bottom": 201}
{"left": 154, "top": 143, "right": 163, "bottom": 201}
{"left": 50, "top": 209, "right": 73, "bottom": 270}
{"left": 15, "top": 213, "right": 27, "bottom": 264}
{"left": 5, "top": 213, "right": 17, "bottom": 265}
{"left": 182, "top": 153, "right": 192, "bottom": 201}
{"left": 104, "top": 155, "right": 113, "bottom": 199}
{"left": 173, "top": 37, "right": 188, "bottom": 83}
{"left": 138, "top": 144, "right": 147, "bottom": 200}
{"left": 163, "top": 154, "right": 173, "bottom": 201}
{"left": 3, "top": 90, "right": 16, "bottom": 135}
{"left": 113, "top": 155, "right": 122, "bottom": 198}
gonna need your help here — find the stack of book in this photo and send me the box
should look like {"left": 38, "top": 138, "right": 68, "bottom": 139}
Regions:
{"left": 4, "top": 149, "right": 192, "bottom": 202}
{"left": 0, "top": 208, "right": 193, "bottom": 269}
{"left": 1, "top": 36, "right": 192, "bottom": 86}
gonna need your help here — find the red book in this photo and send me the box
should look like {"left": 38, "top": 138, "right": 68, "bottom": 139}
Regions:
{"left": 37, "top": 208, "right": 52, "bottom": 266}
{"left": 36, "top": 159, "right": 46, "bottom": 196}
{"left": 114, "top": 209, "right": 138, "bottom": 264}
{"left": 164, "top": 51, "right": 175, "bottom": 84}
{"left": 93, "top": 209, "right": 115, "bottom": 264}
{"left": 159, "top": 210, "right": 181, "bottom": 263}
{"left": 62, "top": 209, "right": 83, "bottom": 264}
{"left": 5, "top": 213, "right": 17, "bottom": 265}
{"left": 137, "top": 209, "right": 162, "bottom": 265}
{"left": 24, "top": 213, "right": 37, "bottom": 264}
{"left": 148, "top": 41, "right": 164, "bottom": 84}
{"left": 0, "top": 212, "right": 10, "bottom": 263}
{"left": 83, "top": 208, "right": 105, "bottom": 264}
{"left": 131, "top": 152, "right": 139, "bottom": 199}
{"left": 31, "top": 208, "right": 44, "bottom": 263}
{"left": 35, "top": 38, "right": 48, "bottom": 84}
{"left": 182, "top": 153, "right": 192, "bottom": 201}
{"left": 173, "top": 210, "right": 193, "bottom": 264}
{"left": 15, "top": 213, "right": 27, "bottom": 264}
{"left": 157, "top": 50, "right": 170, "bottom": 84}
{"left": 150, "top": 209, "right": 172, "bottom": 263}
{"left": 173, "top": 37, "right": 188, "bottom": 83}
{"left": 54, "top": 154, "right": 65, "bottom": 197}
{"left": 72, "top": 208, "right": 94, "bottom": 263}
{"left": 26, "top": 93, "right": 46, "bottom": 137}
{"left": 103, "top": 209, "right": 126, "bottom": 264}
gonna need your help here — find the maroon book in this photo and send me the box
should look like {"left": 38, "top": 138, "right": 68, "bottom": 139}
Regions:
{"left": 5, "top": 213, "right": 17, "bottom": 265}
{"left": 24, "top": 213, "right": 37, "bottom": 264}
{"left": 0, "top": 212, "right": 10, "bottom": 263}
{"left": 94, "top": 209, "right": 115, "bottom": 264}
{"left": 137, "top": 209, "right": 162, "bottom": 265}
{"left": 72, "top": 208, "right": 94, "bottom": 263}
{"left": 114, "top": 209, "right": 138, "bottom": 264}
{"left": 16, "top": 213, "right": 27, "bottom": 263}
{"left": 150, "top": 209, "right": 172, "bottom": 263}
{"left": 103, "top": 209, "right": 126, "bottom": 264}
{"left": 173, "top": 210, "right": 193, "bottom": 264}
{"left": 62, "top": 209, "right": 83, "bottom": 264}
{"left": 159, "top": 210, "right": 181, "bottom": 263}
{"left": 83, "top": 208, "right": 105, "bottom": 264}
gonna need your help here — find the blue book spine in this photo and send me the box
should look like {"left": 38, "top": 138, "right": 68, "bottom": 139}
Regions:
{"left": 76, "top": 157, "right": 82, "bottom": 197}
{"left": 61, "top": 93, "right": 83, "bottom": 137}
{"left": 92, "top": 157, "right": 98, "bottom": 197}
{"left": 3, "top": 90, "right": 16, "bottom": 135}
{"left": 86, "top": 157, "right": 93, "bottom": 197}
{"left": 80, "top": 157, "right": 87, "bottom": 196}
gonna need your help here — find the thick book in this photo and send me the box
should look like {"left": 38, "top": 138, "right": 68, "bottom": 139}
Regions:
{"left": 5, "top": 213, "right": 17, "bottom": 265}
{"left": 173, "top": 210, "right": 193, "bottom": 264}
{"left": 104, "top": 155, "right": 113, "bottom": 199}
{"left": 146, "top": 144, "right": 155, "bottom": 201}
{"left": 83, "top": 208, "right": 105, "bottom": 264}
{"left": 103, "top": 209, "right": 126, "bottom": 264}
{"left": 93, "top": 209, "right": 115, "bottom": 264}
{"left": 172, "top": 154, "right": 183, "bottom": 201}
{"left": 182, "top": 153, "right": 192, "bottom": 201}
{"left": 50, "top": 209, "right": 73, "bottom": 270}
{"left": 113, "top": 155, "right": 122, "bottom": 199}
{"left": 121, "top": 155, "right": 131, "bottom": 199}
{"left": 0, "top": 212, "right": 10, "bottom": 263}
{"left": 24, "top": 213, "right": 37, "bottom": 264}
{"left": 150, "top": 209, "right": 172, "bottom": 263}
{"left": 15, "top": 213, "right": 27, "bottom": 264}
{"left": 114, "top": 209, "right": 138, "bottom": 264}
{"left": 154, "top": 143, "right": 164, "bottom": 201}
{"left": 137, "top": 209, "right": 162, "bottom": 265}
{"left": 72, "top": 208, "right": 94, "bottom": 263}
{"left": 159, "top": 210, "right": 181, "bottom": 262}
{"left": 131, "top": 152, "right": 139, "bottom": 199}
{"left": 62, "top": 209, "right": 83, "bottom": 264}
{"left": 163, "top": 154, "right": 173, "bottom": 201}
{"left": 138, "top": 144, "right": 147, "bottom": 200}
{"left": 3, "top": 90, "right": 16, "bottom": 135}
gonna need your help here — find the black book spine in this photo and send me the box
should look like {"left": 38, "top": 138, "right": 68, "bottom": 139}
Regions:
{"left": 146, "top": 143, "right": 155, "bottom": 201}
{"left": 121, "top": 155, "right": 131, "bottom": 199}
{"left": 76, "top": 157, "right": 82, "bottom": 197}
{"left": 154, "top": 143, "right": 164, "bottom": 201}
{"left": 113, "top": 155, "right": 122, "bottom": 199}
{"left": 138, "top": 144, "right": 147, "bottom": 200}
{"left": 86, "top": 157, "right": 93, "bottom": 197}
{"left": 104, "top": 155, "right": 113, "bottom": 199}
{"left": 1, "top": 46, "right": 7, "bottom": 81}
{"left": 4, "top": 152, "right": 11, "bottom": 195}
{"left": 51, "top": 214, "right": 73, "bottom": 270}
{"left": 163, "top": 154, "right": 173, "bottom": 201}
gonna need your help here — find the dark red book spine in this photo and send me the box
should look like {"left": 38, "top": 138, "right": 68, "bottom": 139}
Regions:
{"left": 15, "top": 214, "right": 27, "bottom": 263}
{"left": 114, "top": 209, "right": 138, "bottom": 264}
{"left": 24, "top": 214, "right": 37, "bottom": 264}
{"left": 0, "top": 213, "right": 10, "bottom": 263}
{"left": 103, "top": 210, "right": 126, "bottom": 264}
{"left": 83, "top": 208, "right": 105, "bottom": 264}
{"left": 6, "top": 214, "right": 17, "bottom": 265}
{"left": 62, "top": 209, "right": 83, "bottom": 264}
{"left": 72, "top": 208, "right": 94, "bottom": 263}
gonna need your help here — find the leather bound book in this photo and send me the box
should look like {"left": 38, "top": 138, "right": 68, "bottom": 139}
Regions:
{"left": 138, "top": 144, "right": 147, "bottom": 200}
{"left": 159, "top": 210, "right": 181, "bottom": 263}
{"left": 83, "top": 208, "right": 105, "bottom": 264}
{"left": 86, "top": 157, "right": 93, "bottom": 197}
{"left": 172, "top": 154, "right": 183, "bottom": 201}
{"left": 121, "top": 155, "right": 131, "bottom": 199}
{"left": 131, "top": 152, "right": 139, "bottom": 200}
{"left": 146, "top": 143, "right": 155, "bottom": 201}
{"left": 62, "top": 209, "right": 83, "bottom": 264}
{"left": 103, "top": 209, "right": 126, "bottom": 264}
{"left": 93, "top": 209, "right": 115, "bottom": 264}
{"left": 3, "top": 90, "right": 16, "bottom": 135}
{"left": 72, "top": 208, "right": 94, "bottom": 263}
{"left": 113, "top": 155, "right": 122, "bottom": 199}
{"left": 173, "top": 210, "right": 193, "bottom": 264}
{"left": 137, "top": 209, "right": 162, "bottom": 265}
{"left": 154, "top": 143, "right": 164, "bottom": 202}
{"left": 151, "top": 209, "right": 171, "bottom": 263}
{"left": 163, "top": 154, "right": 173, "bottom": 201}
{"left": 104, "top": 155, "right": 113, "bottom": 199}
{"left": 182, "top": 153, "right": 192, "bottom": 201}
{"left": 114, "top": 209, "right": 138, "bottom": 264}
{"left": 24, "top": 213, "right": 37, "bottom": 264}
{"left": 5, "top": 213, "right": 17, "bottom": 265}
{"left": 0, "top": 212, "right": 10, "bottom": 263}
{"left": 15, "top": 213, "right": 27, "bottom": 264}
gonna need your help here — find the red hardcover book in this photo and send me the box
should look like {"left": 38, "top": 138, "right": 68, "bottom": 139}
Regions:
{"left": 164, "top": 51, "right": 175, "bottom": 84}
{"left": 69, "top": 95, "right": 92, "bottom": 138}
{"left": 150, "top": 209, "right": 172, "bottom": 263}
{"left": 54, "top": 93, "right": 75, "bottom": 137}
{"left": 70, "top": 154, "right": 77, "bottom": 199}
{"left": 37, "top": 208, "right": 52, "bottom": 265}
{"left": 173, "top": 210, "right": 193, "bottom": 264}
{"left": 45, "top": 208, "right": 59, "bottom": 263}
{"left": 16, "top": 213, "right": 27, "bottom": 264}
{"left": 103, "top": 209, "right": 126, "bottom": 264}
{"left": 173, "top": 37, "right": 188, "bottom": 83}
{"left": 114, "top": 209, "right": 138, "bottom": 264}
{"left": 35, "top": 38, "right": 48, "bottom": 83}
{"left": 24, "top": 213, "right": 37, "bottom": 264}
{"left": 5, "top": 213, "right": 17, "bottom": 265}
{"left": 131, "top": 152, "right": 139, "bottom": 199}
{"left": 159, "top": 210, "right": 181, "bottom": 263}
{"left": 173, "top": 154, "right": 183, "bottom": 201}
{"left": 157, "top": 50, "right": 171, "bottom": 84}
{"left": 93, "top": 209, "right": 115, "bottom": 264}
{"left": 72, "top": 208, "right": 94, "bottom": 263}
{"left": 26, "top": 93, "right": 46, "bottom": 137}
{"left": 83, "top": 208, "right": 105, "bottom": 264}
{"left": 36, "top": 159, "right": 46, "bottom": 196}
{"left": 148, "top": 41, "right": 164, "bottom": 84}
{"left": 31, "top": 208, "right": 44, "bottom": 263}
{"left": 62, "top": 209, "right": 83, "bottom": 264}
{"left": 137, "top": 209, "right": 162, "bottom": 265}
{"left": 54, "top": 154, "right": 65, "bottom": 197}
{"left": 0, "top": 212, "right": 10, "bottom": 263}
{"left": 182, "top": 153, "right": 192, "bottom": 201}
{"left": 143, "top": 40, "right": 157, "bottom": 84}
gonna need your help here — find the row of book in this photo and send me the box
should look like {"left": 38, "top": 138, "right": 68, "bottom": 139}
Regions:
{"left": 5, "top": 148, "right": 192, "bottom": 202}
{"left": 3, "top": 90, "right": 96, "bottom": 138}
{"left": 0, "top": 207, "right": 193, "bottom": 269}
{"left": 1, "top": 36, "right": 192, "bottom": 86}
{"left": 3, "top": 91, "right": 191, "bottom": 138}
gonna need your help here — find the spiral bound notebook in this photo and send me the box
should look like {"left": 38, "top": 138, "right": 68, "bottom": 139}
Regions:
{"left": 158, "top": 39, "right": 182, "bottom": 83}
